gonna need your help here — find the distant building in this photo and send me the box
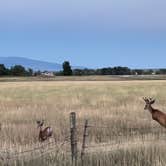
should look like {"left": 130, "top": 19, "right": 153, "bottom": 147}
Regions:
{"left": 41, "top": 71, "right": 54, "bottom": 77}
{"left": 152, "top": 71, "right": 156, "bottom": 75}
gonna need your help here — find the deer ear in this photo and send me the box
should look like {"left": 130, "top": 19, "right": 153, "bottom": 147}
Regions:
{"left": 143, "top": 97, "right": 148, "bottom": 103}
{"left": 40, "top": 120, "right": 44, "bottom": 126}
{"left": 36, "top": 120, "right": 40, "bottom": 124}
{"left": 150, "top": 100, "right": 155, "bottom": 104}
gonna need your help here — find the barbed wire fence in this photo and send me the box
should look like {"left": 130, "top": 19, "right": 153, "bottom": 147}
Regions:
{"left": 0, "top": 131, "right": 71, "bottom": 165}
{"left": 71, "top": 112, "right": 166, "bottom": 166}
{"left": 0, "top": 112, "right": 165, "bottom": 166}
{"left": 0, "top": 136, "right": 71, "bottom": 165}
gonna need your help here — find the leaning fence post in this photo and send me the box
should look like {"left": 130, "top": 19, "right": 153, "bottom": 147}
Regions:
{"left": 81, "top": 119, "right": 88, "bottom": 166}
{"left": 70, "top": 112, "right": 77, "bottom": 166}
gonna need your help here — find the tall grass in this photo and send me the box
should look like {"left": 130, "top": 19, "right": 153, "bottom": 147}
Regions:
{"left": 0, "top": 81, "right": 166, "bottom": 165}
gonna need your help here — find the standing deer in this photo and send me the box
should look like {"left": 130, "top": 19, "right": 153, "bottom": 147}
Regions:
{"left": 143, "top": 97, "right": 166, "bottom": 128}
{"left": 36, "top": 120, "right": 53, "bottom": 141}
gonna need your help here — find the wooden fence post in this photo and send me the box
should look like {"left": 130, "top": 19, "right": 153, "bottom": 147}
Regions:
{"left": 81, "top": 119, "right": 88, "bottom": 166}
{"left": 70, "top": 112, "right": 77, "bottom": 166}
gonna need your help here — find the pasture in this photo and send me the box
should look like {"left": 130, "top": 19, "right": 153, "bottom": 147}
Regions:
{"left": 0, "top": 80, "right": 166, "bottom": 165}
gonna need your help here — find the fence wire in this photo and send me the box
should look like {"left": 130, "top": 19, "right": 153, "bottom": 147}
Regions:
{"left": 78, "top": 121, "right": 166, "bottom": 155}
{"left": 0, "top": 136, "right": 70, "bottom": 162}
{"left": 0, "top": 117, "right": 166, "bottom": 162}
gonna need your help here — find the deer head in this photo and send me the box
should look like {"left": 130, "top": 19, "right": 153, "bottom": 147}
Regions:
{"left": 143, "top": 97, "right": 155, "bottom": 110}
{"left": 36, "top": 120, "right": 44, "bottom": 129}
{"left": 36, "top": 120, "right": 53, "bottom": 141}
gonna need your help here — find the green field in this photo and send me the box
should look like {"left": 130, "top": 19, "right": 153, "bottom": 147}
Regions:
{"left": 0, "top": 80, "right": 166, "bottom": 165}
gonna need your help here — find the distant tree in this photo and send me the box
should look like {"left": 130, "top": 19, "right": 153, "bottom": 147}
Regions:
{"left": 73, "top": 69, "right": 83, "bottom": 76}
{"left": 143, "top": 69, "right": 154, "bottom": 75}
{"left": 34, "top": 70, "right": 41, "bottom": 76}
{"left": 156, "top": 69, "right": 166, "bottom": 75}
{"left": 100, "top": 68, "right": 109, "bottom": 75}
{"left": 111, "top": 66, "right": 131, "bottom": 75}
{"left": 62, "top": 61, "right": 72, "bottom": 76}
{"left": 55, "top": 71, "right": 63, "bottom": 76}
{"left": 0, "top": 64, "right": 8, "bottom": 76}
{"left": 97, "top": 66, "right": 131, "bottom": 75}
{"left": 10, "top": 65, "right": 27, "bottom": 76}
{"left": 82, "top": 69, "right": 96, "bottom": 75}
{"left": 27, "top": 68, "right": 33, "bottom": 76}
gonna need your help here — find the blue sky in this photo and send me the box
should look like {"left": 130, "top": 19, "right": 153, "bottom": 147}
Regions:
{"left": 0, "top": 0, "right": 166, "bottom": 68}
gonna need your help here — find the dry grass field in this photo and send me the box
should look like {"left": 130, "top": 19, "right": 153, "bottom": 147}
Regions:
{"left": 0, "top": 80, "right": 166, "bottom": 165}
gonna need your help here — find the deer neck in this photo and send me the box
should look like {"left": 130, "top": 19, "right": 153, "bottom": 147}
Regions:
{"left": 39, "top": 126, "right": 43, "bottom": 132}
{"left": 148, "top": 105, "right": 156, "bottom": 114}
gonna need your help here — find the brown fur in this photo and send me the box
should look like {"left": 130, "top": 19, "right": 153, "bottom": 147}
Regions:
{"left": 39, "top": 126, "right": 53, "bottom": 141}
{"left": 143, "top": 97, "right": 166, "bottom": 128}
{"left": 37, "top": 120, "right": 53, "bottom": 141}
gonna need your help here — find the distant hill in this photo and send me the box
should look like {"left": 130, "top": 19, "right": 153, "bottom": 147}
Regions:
{"left": 0, "top": 57, "right": 84, "bottom": 71}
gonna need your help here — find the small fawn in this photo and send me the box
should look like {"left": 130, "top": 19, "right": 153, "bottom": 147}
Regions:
{"left": 143, "top": 97, "right": 166, "bottom": 128}
{"left": 36, "top": 120, "right": 53, "bottom": 142}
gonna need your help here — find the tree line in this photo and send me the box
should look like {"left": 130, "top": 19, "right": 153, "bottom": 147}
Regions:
{"left": 61, "top": 61, "right": 166, "bottom": 76}
{"left": 0, "top": 61, "right": 166, "bottom": 76}
{"left": 0, "top": 64, "right": 33, "bottom": 76}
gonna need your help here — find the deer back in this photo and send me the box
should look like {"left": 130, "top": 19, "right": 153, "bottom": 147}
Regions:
{"left": 151, "top": 109, "right": 166, "bottom": 127}
{"left": 39, "top": 127, "right": 53, "bottom": 141}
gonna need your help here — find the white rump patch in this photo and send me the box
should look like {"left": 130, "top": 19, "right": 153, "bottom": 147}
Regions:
{"left": 47, "top": 127, "right": 53, "bottom": 133}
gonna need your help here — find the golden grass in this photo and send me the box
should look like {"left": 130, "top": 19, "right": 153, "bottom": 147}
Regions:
{"left": 0, "top": 80, "right": 166, "bottom": 165}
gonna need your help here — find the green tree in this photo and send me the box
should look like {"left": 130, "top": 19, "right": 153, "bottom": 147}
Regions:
{"left": 62, "top": 61, "right": 72, "bottom": 76}
{"left": 156, "top": 69, "right": 166, "bottom": 74}
{"left": 27, "top": 68, "right": 33, "bottom": 76}
{"left": 10, "top": 65, "right": 27, "bottom": 76}
{"left": 0, "top": 64, "right": 8, "bottom": 76}
{"left": 143, "top": 69, "right": 153, "bottom": 75}
{"left": 34, "top": 70, "right": 41, "bottom": 76}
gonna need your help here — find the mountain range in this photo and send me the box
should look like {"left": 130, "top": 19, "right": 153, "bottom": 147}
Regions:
{"left": 0, "top": 57, "right": 83, "bottom": 71}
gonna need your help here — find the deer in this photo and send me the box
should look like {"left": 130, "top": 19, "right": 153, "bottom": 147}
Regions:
{"left": 36, "top": 120, "right": 53, "bottom": 142}
{"left": 143, "top": 97, "right": 166, "bottom": 128}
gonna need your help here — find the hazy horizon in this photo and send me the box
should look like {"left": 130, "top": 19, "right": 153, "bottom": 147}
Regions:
{"left": 0, "top": 0, "right": 166, "bottom": 68}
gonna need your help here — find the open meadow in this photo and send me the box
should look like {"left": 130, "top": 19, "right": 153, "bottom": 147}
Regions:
{"left": 0, "top": 80, "right": 166, "bottom": 165}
